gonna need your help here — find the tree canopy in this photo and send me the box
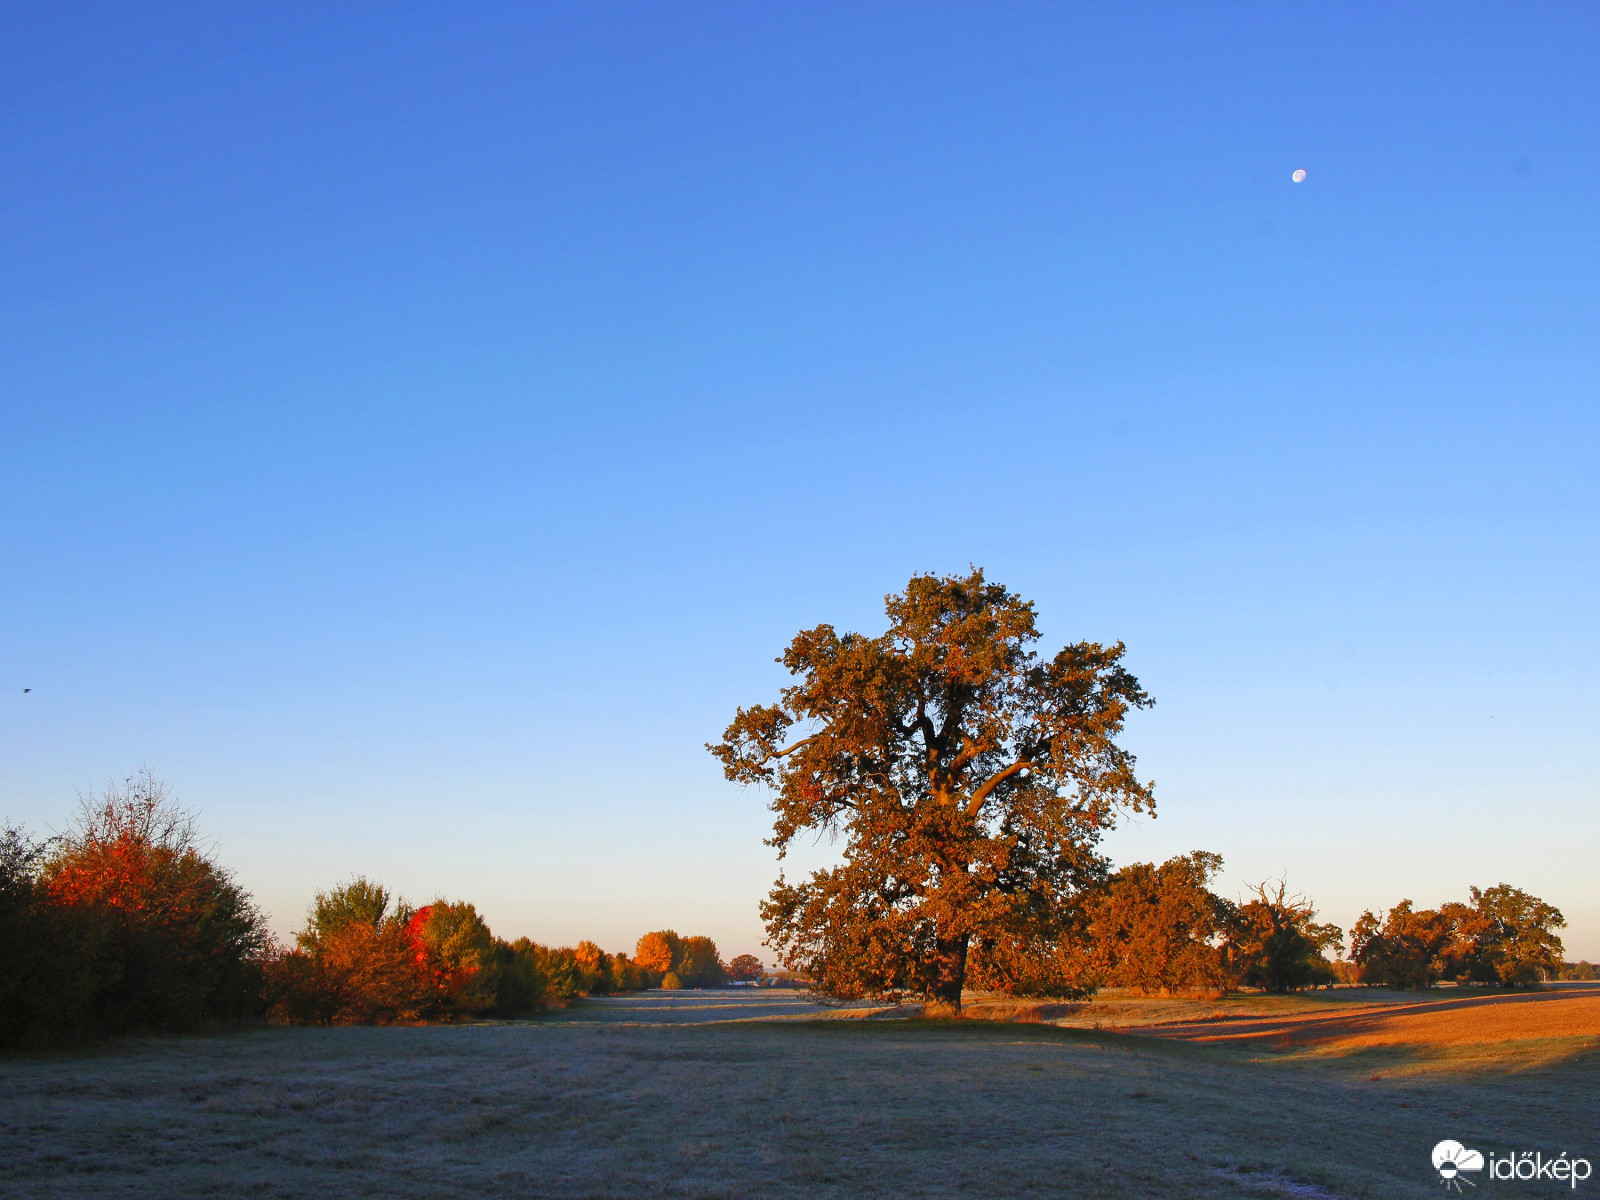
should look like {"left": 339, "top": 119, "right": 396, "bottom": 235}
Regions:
{"left": 712, "top": 569, "right": 1154, "bottom": 1011}
{"left": 1069, "top": 852, "right": 1234, "bottom": 993}
{"left": 1350, "top": 884, "right": 1565, "bottom": 989}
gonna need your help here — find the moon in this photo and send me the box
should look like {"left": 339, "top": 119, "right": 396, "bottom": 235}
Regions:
{"left": 1291, "top": 168, "right": 1307, "bottom": 183}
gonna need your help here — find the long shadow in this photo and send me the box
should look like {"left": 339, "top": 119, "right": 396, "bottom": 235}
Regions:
{"left": 1134, "top": 985, "right": 1600, "bottom": 1044}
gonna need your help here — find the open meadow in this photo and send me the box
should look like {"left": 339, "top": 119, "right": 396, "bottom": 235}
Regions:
{"left": 4, "top": 986, "right": 1596, "bottom": 1200}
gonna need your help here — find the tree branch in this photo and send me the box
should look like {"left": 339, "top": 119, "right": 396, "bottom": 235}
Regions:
{"left": 765, "top": 733, "right": 822, "bottom": 762}
{"left": 963, "top": 759, "right": 1033, "bottom": 818}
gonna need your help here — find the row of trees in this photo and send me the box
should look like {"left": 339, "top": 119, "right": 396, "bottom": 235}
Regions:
{"left": 1048, "top": 852, "right": 1564, "bottom": 995}
{"left": 715, "top": 569, "right": 1571, "bottom": 1008}
{"left": 267, "top": 881, "right": 566, "bottom": 1025}
{"left": 4, "top": 567, "right": 1579, "bottom": 1038}
{"left": 632, "top": 929, "right": 763, "bottom": 988}
{"left": 1061, "top": 855, "right": 1343, "bottom": 995}
{"left": 268, "top": 901, "right": 757, "bottom": 1023}
{"left": 1348, "top": 885, "right": 1567, "bottom": 989}
{"left": 270, "top": 908, "right": 771, "bottom": 1023}
{"left": 0, "top": 771, "right": 748, "bottom": 1046}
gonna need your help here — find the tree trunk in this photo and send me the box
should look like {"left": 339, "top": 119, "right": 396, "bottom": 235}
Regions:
{"left": 929, "top": 932, "right": 969, "bottom": 1014}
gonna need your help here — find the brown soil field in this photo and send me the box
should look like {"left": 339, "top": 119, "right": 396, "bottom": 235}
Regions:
{"left": 2, "top": 988, "right": 1595, "bottom": 1199}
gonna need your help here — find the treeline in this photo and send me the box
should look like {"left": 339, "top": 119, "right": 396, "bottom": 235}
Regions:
{"left": 264, "top": 878, "right": 653, "bottom": 1025}
{"left": 1, "top": 774, "right": 1577, "bottom": 1046}
{"left": 1000, "top": 851, "right": 1567, "bottom": 996}
{"left": 0, "top": 773, "right": 755, "bottom": 1048}
{"left": 268, "top": 883, "right": 764, "bottom": 1025}
{"left": 1348, "top": 887, "right": 1568, "bottom": 989}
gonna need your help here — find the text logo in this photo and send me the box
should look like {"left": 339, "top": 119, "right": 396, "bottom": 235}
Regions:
{"left": 1488, "top": 1151, "right": 1592, "bottom": 1188}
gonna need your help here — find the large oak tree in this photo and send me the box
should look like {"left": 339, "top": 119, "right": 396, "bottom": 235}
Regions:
{"left": 711, "top": 570, "right": 1154, "bottom": 1011}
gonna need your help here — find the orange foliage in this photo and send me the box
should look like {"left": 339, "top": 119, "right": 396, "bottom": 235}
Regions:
{"left": 635, "top": 930, "right": 680, "bottom": 973}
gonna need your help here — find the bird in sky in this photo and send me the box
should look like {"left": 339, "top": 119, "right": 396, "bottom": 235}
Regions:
{"left": 22, "top": 688, "right": 30, "bottom": 693}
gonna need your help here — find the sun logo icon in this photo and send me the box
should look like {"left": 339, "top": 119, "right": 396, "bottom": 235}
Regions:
{"left": 1432, "top": 1140, "right": 1485, "bottom": 1192}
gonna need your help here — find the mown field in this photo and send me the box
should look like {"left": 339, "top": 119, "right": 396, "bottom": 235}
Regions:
{"left": 2, "top": 986, "right": 1596, "bottom": 1199}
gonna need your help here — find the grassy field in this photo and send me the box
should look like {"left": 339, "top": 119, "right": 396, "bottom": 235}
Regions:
{"left": 2, "top": 986, "right": 1596, "bottom": 1199}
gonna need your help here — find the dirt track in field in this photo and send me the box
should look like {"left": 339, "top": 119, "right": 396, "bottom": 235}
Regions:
{"left": 1135, "top": 985, "right": 1600, "bottom": 1052}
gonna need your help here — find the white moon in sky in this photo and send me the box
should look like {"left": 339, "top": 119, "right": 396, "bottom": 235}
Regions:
{"left": 1291, "top": 168, "right": 1307, "bottom": 183}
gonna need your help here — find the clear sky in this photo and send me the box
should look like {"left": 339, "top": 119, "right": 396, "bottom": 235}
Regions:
{"left": 2, "top": 3, "right": 1596, "bottom": 960}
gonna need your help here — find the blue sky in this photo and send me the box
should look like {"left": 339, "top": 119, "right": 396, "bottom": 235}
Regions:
{"left": 2, "top": 3, "right": 1596, "bottom": 959}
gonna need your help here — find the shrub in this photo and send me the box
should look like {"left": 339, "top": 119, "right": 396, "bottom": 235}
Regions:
{"left": 266, "top": 920, "right": 431, "bottom": 1024}
{"left": 408, "top": 901, "right": 497, "bottom": 1014}
{"left": 661, "top": 971, "right": 682, "bottom": 989}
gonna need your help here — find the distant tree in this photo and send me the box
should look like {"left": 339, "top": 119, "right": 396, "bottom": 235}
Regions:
{"left": 407, "top": 901, "right": 497, "bottom": 1013}
{"left": 1325, "top": 958, "right": 1360, "bottom": 986}
{"left": 488, "top": 938, "right": 548, "bottom": 1015}
{"left": 607, "top": 951, "right": 650, "bottom": 993}
{"left": 676, "top": 936, "right": 727, "bottom": 987}
{"left": 268, "top": 921, "right": 430, "bottom": 1025}
{"left": 1225, "top": 881, "right": 1342, "bottom": 993}
{"left": 660, "top": 971, "right": 683, "bottom": 990}
{"left": 1348, "top": 900, "right": 1455, "bottom": 989}
{"left": 1065, "top": 852, "right": 1233, "bottom": 993}
{"left": 727, "top": 954, "right": 764, "bottom": 982}
{"left": 635, "top": 930, "right": 683, "bottom": 976}
{"left": 1349, "top": 885, "right": 1565, "bottom": 990}
{"left": 1558, "top": 961, "right": 1598, "bottom": 982}
{"left": 529, "top": 943, "right": 583, "bottom": 1002}
{"left": 40, "top": 769, "right": 270, "bottom": 1031}
{"left": 298, "top": 877, "right": 391, "bottom": 950}
{"left": 573, "top": 940, "right": 613, "bottom": 994}
{"left": 1456, "top": 884, "right": 1564, "bottom": 987}
{"left": 713, "top": 569, "right": 1153, "bottom": 1013}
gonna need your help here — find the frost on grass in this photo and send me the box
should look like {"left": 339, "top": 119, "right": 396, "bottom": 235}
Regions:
{"left": 1, "top": 989, "right": 1595, "bottom": 1199}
